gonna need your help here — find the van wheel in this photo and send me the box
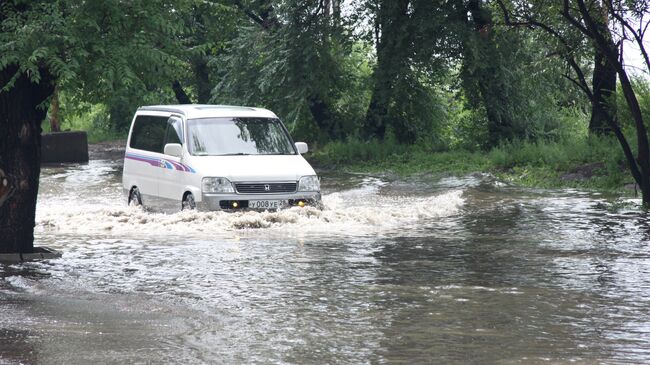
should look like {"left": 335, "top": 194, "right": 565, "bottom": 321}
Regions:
{"left": 129, "top": 187, "right": 142, "bottom": 207}
{"left": 182, "top": 193, "right": 196, "bottom": 211}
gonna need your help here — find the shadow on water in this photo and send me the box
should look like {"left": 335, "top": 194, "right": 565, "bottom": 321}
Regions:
{"left": 0, "top": 328, "right": 37, "bottom": 365}
{"left": 1, "top": 261, "right": 220, "bottom": 364}
{"left": 369, "top": 180, "right": 650, "bottom": 364}
{"left": 0, "top": 265, "right": 44, "bottom": 365}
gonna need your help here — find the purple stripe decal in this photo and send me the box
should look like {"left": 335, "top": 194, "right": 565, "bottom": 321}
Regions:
{"left": 168, "top": 160, "right": 187, "bottom": 172}
{"left": 126, "top": 154, "right": 159, "bottom": 167}
{"left": 126, "top": 153, "right": 196, "bottom": 174}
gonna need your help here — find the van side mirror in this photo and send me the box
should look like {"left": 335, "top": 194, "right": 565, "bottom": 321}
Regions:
{"left": 164, "top": 143, "right": 183, "bottom": 158}
{"left": 295, "top": 142, "right": 308, "bottom": 154}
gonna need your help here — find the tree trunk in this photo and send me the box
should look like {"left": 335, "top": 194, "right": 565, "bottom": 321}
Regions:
{"left": 332, "top": 0, "right": 341, "bottom": 19}
{"left": 596, "top": 39, "right": 650, "bottom": 205}
{"left": 364, "top": 87, "right": 388, "bottom": 140}
{"left": 0, "top": 65, "right": 54, "bottom": 253}
{"left": 323, "top": 0, "right": 331, "bottom": 16}
{"left": 49, "top": 85, "right": 61, "bottom": 132}
{"left": 571, "top": 0, "right": 650, "bottom": 205}
{"left": 192, "top": 58, "right": 212, "bottom": 104}
{"left": 589, "top": 9, "right": 616, "bottom": 135}
{"left": 172, "top": 80, "right": 192, "bottom": 104}
{"left": 307, "top": 94, "right": 338, "bottom": 138}
{"left": 464, "top": 0, "right": 516, "bottom": 147}
{"left": 618, "top": 66, "right": 650, "bottom": 206}
{"left": 589, "top": 48, "right": 616, "bottom": 135}
{"left": 363, "top": 0, "right": 410, "bottom": 141}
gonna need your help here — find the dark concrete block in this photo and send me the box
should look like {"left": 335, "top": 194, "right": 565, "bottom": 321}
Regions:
{"left": 0, "top": 247, "right": 62, "bottom": 263}
{"left": 41, "top": 131, "right": 89, "bottom": 163}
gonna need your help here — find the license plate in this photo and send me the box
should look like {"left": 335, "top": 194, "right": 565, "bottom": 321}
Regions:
{"left": 249, "top": 200, "right": 285, "bottom": 210}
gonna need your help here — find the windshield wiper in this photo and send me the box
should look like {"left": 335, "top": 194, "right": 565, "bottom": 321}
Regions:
{"left": 220, "top": 153, "right": 251, "bottom": 156}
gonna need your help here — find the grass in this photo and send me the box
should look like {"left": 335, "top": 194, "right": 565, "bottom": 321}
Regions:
{"left": 308, "top": 137, "right": 634, "bottom": 193}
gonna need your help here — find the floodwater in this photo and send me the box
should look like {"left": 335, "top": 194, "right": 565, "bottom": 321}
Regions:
{"left": 2, "top": 159, "right": 650, "bottom": 364}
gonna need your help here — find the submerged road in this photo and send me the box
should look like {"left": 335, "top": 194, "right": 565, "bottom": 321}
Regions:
{"left": 2, "top": 158, "right": 650, "bottom": 364}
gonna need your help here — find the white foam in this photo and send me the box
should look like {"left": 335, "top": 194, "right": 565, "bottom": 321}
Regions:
{"left": 35, "top": 190, "right": 464, "bottom": 239}
{"left": 4, "top": 276, "right": 34, "bottom": 291}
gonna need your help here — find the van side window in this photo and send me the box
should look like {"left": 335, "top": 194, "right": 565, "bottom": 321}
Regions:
{"left": 164, "top": 118, "right": 183, "bottom": 145}
{"left": 130, "top": 115, "right": 168, "bottom": 153}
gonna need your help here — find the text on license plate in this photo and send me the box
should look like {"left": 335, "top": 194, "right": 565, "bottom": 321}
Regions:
{"left": 249, "top": 200, "right": 285, "bottom": 209}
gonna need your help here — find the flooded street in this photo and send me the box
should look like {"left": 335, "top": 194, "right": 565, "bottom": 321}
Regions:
{"left": 3, "top": 159, "right": 650, "bottom": 364}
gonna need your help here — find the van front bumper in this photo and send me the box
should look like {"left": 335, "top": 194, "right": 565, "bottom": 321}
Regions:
{"left": 197, "top": 192, "right": 322, "bottom": 211}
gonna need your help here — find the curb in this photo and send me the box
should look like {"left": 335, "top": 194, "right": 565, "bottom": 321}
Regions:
{"left": 0, "top": 247, "right": 62, "bottom": 263}
{"left": 42, "top": 131, "right": 89, "bottom": 163}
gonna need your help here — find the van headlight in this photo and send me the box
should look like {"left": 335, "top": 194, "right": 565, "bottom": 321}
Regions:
{"left": 298, "top": 175, "right": 320, "bottom": 192}
{"left": 202, "top": 177, "right": 235, "bottom": 193}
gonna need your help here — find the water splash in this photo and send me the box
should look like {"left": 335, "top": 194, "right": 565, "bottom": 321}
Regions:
{"left": 36, "top": 190, "right": 464, "bottom": 239}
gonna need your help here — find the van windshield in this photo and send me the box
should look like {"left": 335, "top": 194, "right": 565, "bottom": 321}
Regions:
{"left": 187, "top": 117, "right": 297, "bottom": 156}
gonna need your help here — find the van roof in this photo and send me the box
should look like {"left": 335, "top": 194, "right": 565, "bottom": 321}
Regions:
{"left": 137, "top": 104, "right": 278, "bottom": 119}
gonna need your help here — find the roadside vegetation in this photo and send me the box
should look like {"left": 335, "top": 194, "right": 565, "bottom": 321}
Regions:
{"left": 41, "top": 103, "right": 121, "bottom": 144}
{"left": 47, "top": 73, "right": 650, "bottom": 193}
{"left": 310, "top": 136, "right": 630, "bottom": 192}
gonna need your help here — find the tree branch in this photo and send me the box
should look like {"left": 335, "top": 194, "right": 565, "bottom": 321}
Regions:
{"left": 642, "top": 15, "right": 650, "bottom": 39}
{"left": 230, "top": 0, "right": 269, "bottom": 29}
{"left": 563, "top": 72, "right": 593, "bottom": 100}
{"left": 495, "top": 0, "right": 592, "bottom": 100}
{"left": 311, "top": 0, "right": 325, "bottom": 18}
{"left": 494, "top": 0, "right": 534, "bottom": 28}
{"left": 306, "top": 0, "right": 327, "bottom": 25}
{"left": 605, "top": 0, "right": 650, "bottom": 73}
{"left": 562, "top": 0, "right": 591, "bottom": 36}
{"left": 172, "top": 80, "right": 192, "bottom": 104}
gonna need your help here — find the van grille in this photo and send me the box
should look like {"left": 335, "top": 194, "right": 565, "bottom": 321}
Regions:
{"left": 235, "top": 182, "right": 297, "bottom": 194}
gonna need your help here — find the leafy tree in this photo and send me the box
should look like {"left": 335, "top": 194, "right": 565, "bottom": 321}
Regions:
{"left": 0, "top": 0, "right": 185, "bottom": 253}
{"left": 457, "top": 0, "right": 589, "bottom": 147}
{"left": 496, "top": 0, "right": 617, "bottom": 137}
{"left": 362, "top": 0, "right": 456, "bottom": 143}
{"left": 171, "top": 1, "right": 239, "bottom": 104}
{"left": 461, "top": 0, "right": 531, "bottom": 146}
{"left": 215, "top": 0, "right": 354, "bottom": 142}
{"left": 498, "top": 0, "right": 650, "bottom": 205}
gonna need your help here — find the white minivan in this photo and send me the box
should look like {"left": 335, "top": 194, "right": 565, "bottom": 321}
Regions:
{"left": 122, "top": 105, "right": 321, "bottom": 212}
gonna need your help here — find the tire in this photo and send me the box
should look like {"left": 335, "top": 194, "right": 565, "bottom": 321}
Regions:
{"left": 182, "top": 193, "right": 196, "bottom": 211}
{"left": 129, "top": 187, "right": 142, "bottom": 207}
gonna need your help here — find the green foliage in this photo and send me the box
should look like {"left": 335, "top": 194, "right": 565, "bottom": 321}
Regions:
{"left": 174, "top": 1, "right": 240, "bottom": 103}
{"left": 309, "top": 138, "right": 416, "bottom": 166}
{"left": 443, "top": 95, "right": 490, "bottom": 151}
{"left": 214, "top": 0, "right": 362, "bottom": 142}
{"left": 460, "top": 18, "right": 586, "bottom": 146}
{"left": 330, "top": 42, "right": 375, "bottom": 139}
{"left": 361, "top": 0, "right": 458, "bottom": 144}
{"left": 486, "top": 135, "right": 622, "bottom": 171}
{"left": 310, "top": 134, "right": 629, "bottom": 191}
{"left": 42, "top": 103, "right": 123, "bottom": 144}
{"left": 3, "top": 0, "right": 644, "bottom": 199}
{"left": 617, "top": 77, "right": 650, "bottom": 130}
{"left": 1, "top": 0, "right": 187, "bottom": 129}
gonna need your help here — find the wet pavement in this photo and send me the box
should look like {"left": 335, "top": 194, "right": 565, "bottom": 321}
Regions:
{"left": 1, "top": 159, "right": 650, "bottom": 364}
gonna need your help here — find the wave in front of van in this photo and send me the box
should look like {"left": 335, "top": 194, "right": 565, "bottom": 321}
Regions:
{"left": 36, "top": 190, "right": 464, "bottom": 240}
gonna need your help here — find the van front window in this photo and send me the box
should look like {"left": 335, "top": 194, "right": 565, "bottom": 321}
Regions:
{"left": 187, "top": 117, "right": 296, "bottom": 156}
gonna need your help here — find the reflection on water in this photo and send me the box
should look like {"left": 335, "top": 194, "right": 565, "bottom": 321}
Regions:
{"left": 2, "top": 160, "right": 650, "bottom": 364}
